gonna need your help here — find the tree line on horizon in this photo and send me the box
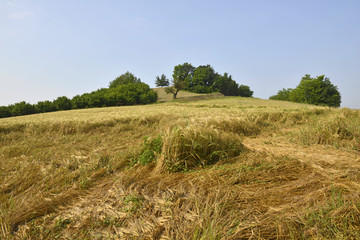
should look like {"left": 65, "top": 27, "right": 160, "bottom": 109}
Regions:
{"left": 0, "top": 63, "right": 255, "bottom": 119}
{"left": 2, "top": 65, "right": 339, "bottom": 119}
{"left": 269, "top": 74, "right": 341, "bottom": 107}
{"left": 155, "top": 63, "right": 254, "bottom": 99}
{"left": 0, "top": 72, "right": 158, "bottom": 119}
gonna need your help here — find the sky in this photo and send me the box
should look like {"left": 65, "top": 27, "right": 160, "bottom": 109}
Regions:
{"left": 1, "top": 0, "right": 359, "bottom": 109}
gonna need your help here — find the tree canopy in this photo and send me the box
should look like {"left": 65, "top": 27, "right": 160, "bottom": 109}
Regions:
{"left": 269, "top": 88, "right": 293, "bottom": 101}
{"left": 109, "top": 71, "right": 141, "bottom": 88}
{"left": 165, "top": 78, "right": 185, "bottom": 99}
{"left": 155, "top": 74, "right": 170, "bottom": 87}
{"left": 270, "top": 75, "right": 341, "bottom": 107}
{"left": 167, "top": 63, "right": 253, "bottom": 97}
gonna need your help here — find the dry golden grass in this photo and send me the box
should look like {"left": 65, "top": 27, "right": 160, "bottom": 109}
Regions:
{"left": 0, "top": 97, "right": 359, "bottom": 239}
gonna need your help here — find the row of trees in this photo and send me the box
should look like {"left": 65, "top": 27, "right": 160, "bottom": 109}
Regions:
{"left": 270, "top": 74, "right": 341, "bottom": 107}
{"left": 0, "top": 72, "right": 158, "bottom": 118}
{"left": 155, "top": 63, "right": 254, "bottom": 99}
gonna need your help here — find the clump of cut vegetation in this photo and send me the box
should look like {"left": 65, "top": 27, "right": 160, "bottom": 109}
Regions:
{"left": 207, "top": 118, "right": 261, "bottom": 136}
{"left": 158, "top": 126, "right": 247, "bottom": 172}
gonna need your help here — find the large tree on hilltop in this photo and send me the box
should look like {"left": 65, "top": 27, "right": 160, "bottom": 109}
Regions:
{"left": 191, "top": 65, "right": 217, "bottom": 93}
{"left": 109, "top": 71, "right": 141, "bottom": 88}
{"left": 172, "top": 63, "right": 195, "bottom": 90}
{"left": 165, "top": 78, "right": 185, "bottom": 99}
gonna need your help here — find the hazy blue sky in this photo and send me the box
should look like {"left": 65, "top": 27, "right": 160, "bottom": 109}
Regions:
{"left": 1, "top": 0, "right": 359, "bottom": 108}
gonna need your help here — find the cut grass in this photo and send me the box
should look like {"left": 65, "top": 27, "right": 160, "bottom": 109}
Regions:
{"left": 0, "top": 97, "right": 359, "bottom": 239}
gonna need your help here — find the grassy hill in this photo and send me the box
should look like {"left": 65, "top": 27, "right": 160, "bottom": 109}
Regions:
{"left": 1, "top": 96, "right": 360, "bottom": 239}
{"left": 153, "top": 87, "right": 223, "bottom": 102}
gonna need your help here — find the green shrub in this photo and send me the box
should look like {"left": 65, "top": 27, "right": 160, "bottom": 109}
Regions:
{"left": 135, "top": 135, "right": 163, "bottom": 165}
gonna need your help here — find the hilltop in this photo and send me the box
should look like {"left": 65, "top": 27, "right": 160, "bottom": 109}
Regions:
{"left": 0, "top": 96, "right": 359, "bottom": 239}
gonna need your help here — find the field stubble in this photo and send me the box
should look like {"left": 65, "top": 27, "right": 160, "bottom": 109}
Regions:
{"left": 0, "top": 97, "right": 360, "bottom": 239}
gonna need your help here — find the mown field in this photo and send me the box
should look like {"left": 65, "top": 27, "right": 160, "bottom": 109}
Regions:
{"left": 0, "top": 94, "right": 360, "bottom": 239}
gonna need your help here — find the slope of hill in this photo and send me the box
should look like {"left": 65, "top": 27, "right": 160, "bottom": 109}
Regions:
{"left": 0, "top": 97, "right": 359, "bottom": 239}
{"left": 153, "top": 87, "right": 223, "bottom": 102}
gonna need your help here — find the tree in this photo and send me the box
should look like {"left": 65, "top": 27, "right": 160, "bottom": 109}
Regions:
{"left": 214, "top": 73, "right": 239, "bottom": 96}
{"left": 172, "top": 63, "right": 195, "bottom": 91}
{"left": 155, "top": 74, "right": 170, "bottom": 87}
{"left": 53, "top": 96, "right": 72, "bottom": 111}
{"left": 36, "top": 100, "right": 57, "bottom": 113}
{"left": 71, "top": 94, "right": 90, "bottom": 109}
{"left": 191, "top": 65, "right": 217, "bottom": 93}
{"left": 109, "top": 71, "right": 141, "bottom": 88}
{"left": 165, "top": 78, "right": 185, "bottom": 99}
{"left": 0, "top": 106, "right": 12, "bottom": 118}
{"left": 289, "top": 74, "right": 341, "bottom": 107}
{"left": 269, "top": 88, "right": 293, "bottom": 101}
{"left": 238, "top": 85, "right": 254, "bottom": 97}
{"left": 10, "top": 101, "right": 37, "bottom": 116}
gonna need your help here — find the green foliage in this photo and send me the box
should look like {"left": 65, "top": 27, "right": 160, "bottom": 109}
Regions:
{"left": 191, "top": 65, "right": 216, "bottom": 93}
{"left": 172, "top": 62, "right": 196, "bottom": 90}
{"left": 171, "top": 63, "right": 254, "bottom": 97}
{"left": 271, "top": 75, "right": 341, "bottom": 107}
{"left": 55, "top": 218, "right": 71, "bottom": 231}
{"left": 214, "top": 73, "right": 239, "bottom": 96}
{"left": 0, "top": 106, "right": 12, "bottom": 118}
{"left": 0, "top": 78, "right": 157, "bottom": 119}
{"left": 289, "top": 74, "right": 341, "bottom": 107}
{"left": 155, "top": 74, "right": 170, "bottom": 87}
{"left": 36, "top": 100, "right": 57, "bottom": 113}
{"left": 135, "top": 135, "right": 163, "bottom": 165}
{"left": 53, "top": 96, "right": 72, "bottom": 111}
{"left": 10, "top": 101, "right": 36, "bottom": 116}
{"left": 165, "top": 78, "right": 185, "bottom": 99}
{"left": 269, "top": 88, "right": 293, "bottom": 101}
{"left": 297, "top": 187, "right": 360, "bottom": 239}
{"left": 122, "top": 194, "right": 143, "bottom": 214}
{"left": 238, "top": 84, "right": 254, "bottom": 97}
{"left": 109, "top": 71, "right": 141, "bottom": 88}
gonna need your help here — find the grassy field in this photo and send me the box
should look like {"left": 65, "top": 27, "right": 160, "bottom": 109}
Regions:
{"left": 1, "top": 95, "right": 360, "bottom": 239}
{"left": 153, "top": 87, "right": 223, "bottom": 102}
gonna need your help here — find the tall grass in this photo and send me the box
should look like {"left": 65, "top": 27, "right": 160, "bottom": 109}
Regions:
{"left": 159, "top": 126, "right": 246, "bottom": 172}
{"left": 294, "top": 108, "right": 360, "bottom": 150}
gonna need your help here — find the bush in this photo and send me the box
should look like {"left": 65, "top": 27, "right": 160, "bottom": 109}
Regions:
{"left": 290, "top": 75, "right": 341, "bottom": 107}
{"left": 0, "top": 83, "right": 158, "bottom": 118}
{"left": 270, "top": 75, "right": 341, "bottom": 107}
